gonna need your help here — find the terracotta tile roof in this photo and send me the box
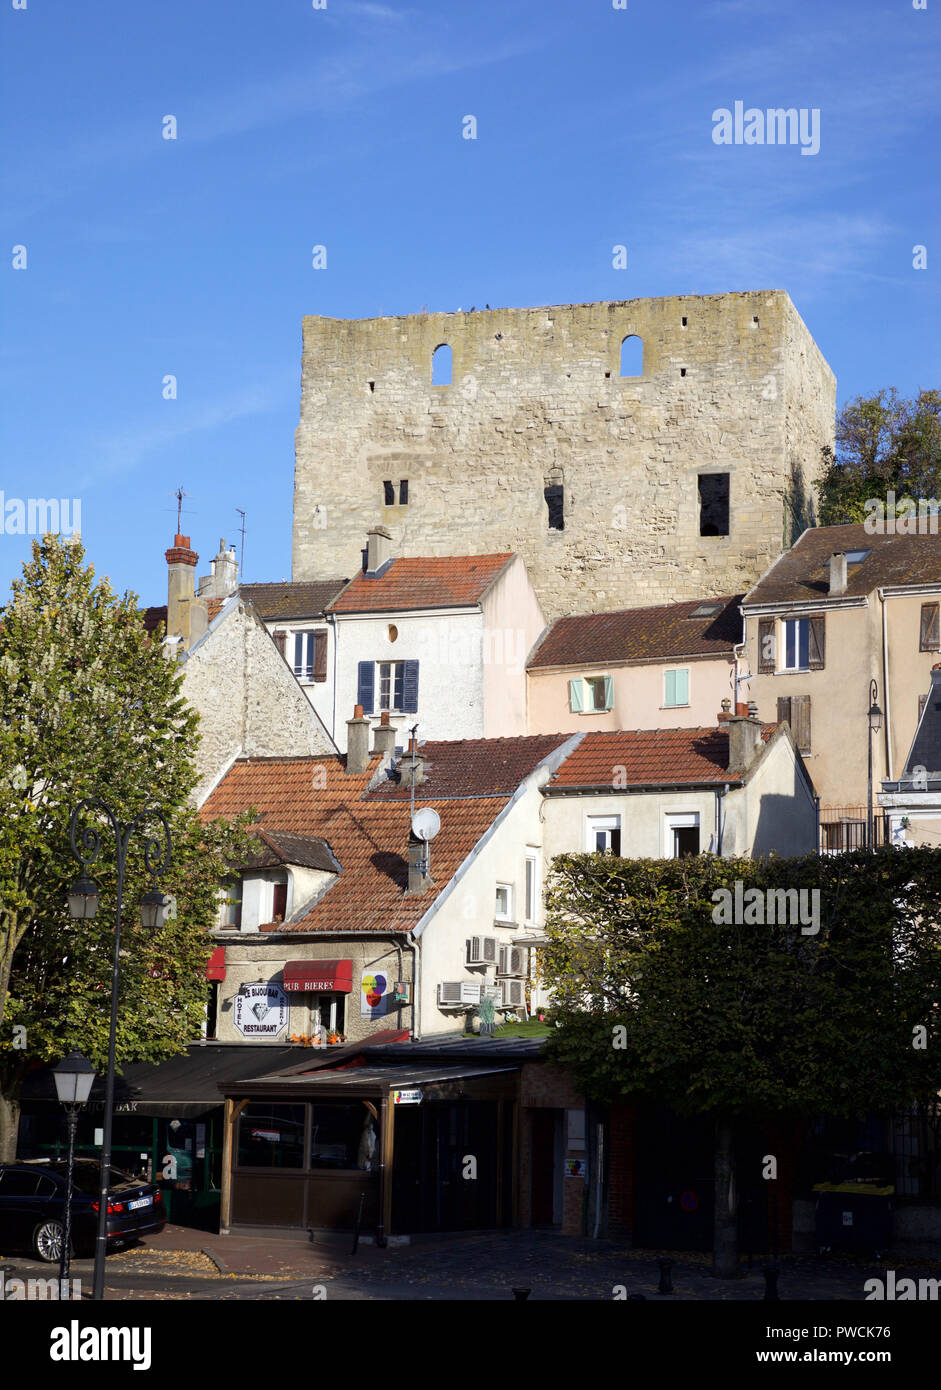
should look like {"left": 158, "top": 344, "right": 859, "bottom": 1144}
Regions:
{"left": 368, "top": 734, "right": 573, "bottom": 800}
{"left": 329, "top": 555, "right": 514, "bottom": 613}
{"left": 242, "top": 828, "right": 339, "bottom": 874}
{"left": 744, "top": 525, "right": 941, "bottom": 607}
{"left": 547, "top": 726, "right": 772, "bottom": 789}
{"left": 528, "top": 595, "right": 742, "bottom": 669}
{"left": 206, "top": 597, "right": 225, "bottom": 622}
{"left": 201, "top": 734, "right": 569, "bottom": 934}
{"left": 140, "top": 605, "right": 167, "bottom": 634}
{"left": 242, "top": 580, "right": 348, "bottom": 620}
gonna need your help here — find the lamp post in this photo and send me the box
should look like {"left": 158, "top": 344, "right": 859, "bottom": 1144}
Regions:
{"left": 867, "top": 680, "right": 885, "bottom": 848}
{"left": 67, "top": 799, "right": 172, "bottom": 1301}
{"left": 52, "top": 1050, "right": 96, "bottom": 1288}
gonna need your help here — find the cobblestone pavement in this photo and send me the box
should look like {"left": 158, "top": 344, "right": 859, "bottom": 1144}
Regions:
{"left": 5, "top": 1228, "right": 938, "bottom": 1300}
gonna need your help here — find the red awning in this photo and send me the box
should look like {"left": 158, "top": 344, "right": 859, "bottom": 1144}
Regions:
{"left": 206, "top": 947, "right": 226, "bottom": 981}
{"left": 283, "top": 959, "right": 353, "bottom": 994}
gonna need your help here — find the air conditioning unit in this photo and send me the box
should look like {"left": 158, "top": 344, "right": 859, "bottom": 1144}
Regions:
{"left": 438, "top": 981, "right": 482, "bottom": 1007}
{"left": 501, "top": 979, "right": 526, "bottom": 1008}
{"left": 497, "top": 946, "right": 528, "bottom": 978}
{"left": 482, "top": 982, "right": 504, "bottom": 1008}
{"left": 466, "top": 935, "right": 498, "bottom": 967}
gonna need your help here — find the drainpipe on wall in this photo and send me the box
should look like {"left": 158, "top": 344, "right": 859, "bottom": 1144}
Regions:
{"left": 878, "top": 588, "right": 893, "bottom": 781}
{"left": 715, "top": 783, "right": 729, "bottom": 856}
{"left": 815, "top": 795, "right": 821, "bottom": 855}
{"left": 327, "top": 611, "right": 338, "bottom": 744}
{"left": 407, "top": 930, "right": 421, "bottom": 1040}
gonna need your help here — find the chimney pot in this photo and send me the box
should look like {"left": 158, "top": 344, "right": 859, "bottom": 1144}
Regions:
{"left": 366, "top": 526, "right": 392, "bottom": 575}
{"left": 726, "top": 713, "right": 763, "bottom": 776}
{"left": 345, "top": 707, "right": 371, "bottom": 774}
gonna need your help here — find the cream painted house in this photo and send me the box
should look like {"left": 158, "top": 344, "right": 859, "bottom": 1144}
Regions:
{"left": 741, "top": 524, "right": 941, "bottom": 848}
{"left": 526, "top": 595, "right": 742, "bottom": 734}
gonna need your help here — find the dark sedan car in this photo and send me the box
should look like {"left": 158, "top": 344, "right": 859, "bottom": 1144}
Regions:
{"left": 0, "top": 1159, "right": 165, "bottom": 1262}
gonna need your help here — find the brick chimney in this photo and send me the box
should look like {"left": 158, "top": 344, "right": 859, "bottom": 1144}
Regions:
{"left": 365, "top": 526, "right": 392, "bottom": 576}
{"left": 726, "top": 710, "right": 763, "bottom": 775}
{"left": 372, "top": 711, "right": 397, "bottom": 760}
{"left": 165, "top": 534, "right": 209, "bottom": 646}
{"left": 198, "top": 537, "right": 239, "bottom": 600}
{"left": 345, "top": 704, "right": 371, "bottom": 775}
{"left": 828, "top": 552, "right": 847, "bottom": 596}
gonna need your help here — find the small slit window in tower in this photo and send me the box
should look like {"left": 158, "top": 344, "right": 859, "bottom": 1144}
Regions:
{"left": 698, "top": 473, "right": 730, "bottom": 537}
{"left": 383, "top": 480, "right": 395, "bottom": 506}
{"left": 399, "top": 479, "right": 409, "bottom": 505}
{"left": 432, "top": 343, "right": 452, "bottom": 386}
{"left": 368, "top": 380, "right": 375, "bottom": 392}
{"left": 619, "top": 335, "right": 643, "bottom": 377}
{"left": 545, "top": 484, "right": 564, "bottom": 531}
{"left": 682, "top": 316, "right": 688, "bottom": 327}
{"left": 680, "top": 368, "right": 687, "bottom": 377}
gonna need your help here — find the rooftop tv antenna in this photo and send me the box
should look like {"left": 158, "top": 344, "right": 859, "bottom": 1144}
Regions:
{"left": 236, "top": 508, "right": 246, "bottom": 578}
{"left": 174, "top": 486, "right": 189, "bottom": 532}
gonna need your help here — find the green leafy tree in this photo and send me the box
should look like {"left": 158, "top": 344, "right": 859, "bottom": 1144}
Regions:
{"left": 542, "top": 851, "right": 941, "bottom": 1276}
{"left": 816, "top": 388, "right": 941, "bottom": 525}
{"left": 0, "top": 536, "right": 252, "bottom": 1159}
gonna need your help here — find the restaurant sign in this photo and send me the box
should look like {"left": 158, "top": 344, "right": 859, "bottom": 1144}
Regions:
{"left": 233, "top": 982, "right": 289, "bottom": 1038}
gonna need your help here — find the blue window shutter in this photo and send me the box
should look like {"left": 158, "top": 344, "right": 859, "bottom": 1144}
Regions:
{"left": 676, "top": 669, "right": 689, "bottom": 705}
{"left": 569, "top": 678, "right": 583, "bottom": 713}
{"left": 603, "top": 675, "right": 614, "bottom": 710}
{"left": 357, "top": 661, "right": 375, "bottom": 713}
{"left": 402, "top": 660, "right": 420, "bottom": 713}
{"left": 664, "top": 670, "right": 676, "bottom": 706}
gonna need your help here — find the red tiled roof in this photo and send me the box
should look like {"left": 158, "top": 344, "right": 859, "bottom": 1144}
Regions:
{"left": 329, "top": 555, "right": 514, "bottom": 613}
{"left": 744, "top": 525, "right": 941, "bottom": 607}
{"left": 528, "top": 596, "right": 742, "bottom": 669}
{"left": 200, "top": 734, "right": 569, "bottom": 934}
{"left": 547, "top": 726, "right": 772, "bottom": 789}
{"left": 368, "top": 734, "right": 573, "bottom": 800}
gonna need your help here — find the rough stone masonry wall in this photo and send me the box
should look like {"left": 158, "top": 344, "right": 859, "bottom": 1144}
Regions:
{"left": 292, "top": 292, "right": 835, "bottom": 621}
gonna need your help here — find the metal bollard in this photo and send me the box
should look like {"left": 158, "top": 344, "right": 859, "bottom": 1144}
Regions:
{"left": 762, "top": 1262, "right": 780, "bottom": 1300}
{"left": 657, "top": 1258, "right": 674, "bottom": 1294}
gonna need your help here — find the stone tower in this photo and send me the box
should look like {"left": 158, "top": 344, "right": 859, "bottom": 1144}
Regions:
{"left": 292, "top": 291, "right": 834, "bottom": 619}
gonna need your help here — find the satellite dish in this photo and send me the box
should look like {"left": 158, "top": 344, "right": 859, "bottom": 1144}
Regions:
{"left": 411, "top": 807, "right": 441, "bottom": 842}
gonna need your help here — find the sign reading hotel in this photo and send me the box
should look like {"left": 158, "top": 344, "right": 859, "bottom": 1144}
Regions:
{"left": 233, "top": 982, "right": 288, "bottom": 1038}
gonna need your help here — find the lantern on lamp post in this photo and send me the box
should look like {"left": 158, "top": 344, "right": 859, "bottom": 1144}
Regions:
{"left": 52, "top": 1050, "right": 96, "bottom": 1286}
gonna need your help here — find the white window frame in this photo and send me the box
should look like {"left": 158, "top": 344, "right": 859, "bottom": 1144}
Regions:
{"left": 377, "top": 660, "right": 405, "bottom": 713}
{"left": 663, "top": 667, "right": 690, "bottom": 708}
{"left": 781, "top": 618, "right": 810, "bottom": 673}
{"left": 293, "top": 630, "right": 316, "bottom": 681}
{"left": 663, "top": 811, "right": 701, "bottom": 859}
{"left": 495, "top": 883, "right": 514, "bottom": 923}
{"left": 524, "top": 850, "right": 541, "bottom": 925}
{"left": 586, "top": 815, "right": 621, "bottom": 854}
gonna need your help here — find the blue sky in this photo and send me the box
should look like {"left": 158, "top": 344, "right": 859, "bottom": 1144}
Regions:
{"left": 1, "top": 0, "right": 938, "bottom": 604}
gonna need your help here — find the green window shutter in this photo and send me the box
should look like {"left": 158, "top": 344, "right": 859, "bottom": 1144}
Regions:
{"left": 675, "top": 669, "right": 689, "bottom": 705}
{"left": 603, "top": 675, "right": 614, "bottom": 710}
{"left": 569, "top": 678, "right": 583, "bottom": 713}
{"left": 664, "top": 670, "right": 675, "bottom": 706}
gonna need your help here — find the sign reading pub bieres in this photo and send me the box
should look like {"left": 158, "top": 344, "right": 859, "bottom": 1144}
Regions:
{"left": 233, "top": 982, "right": 289, "bottom": 1038}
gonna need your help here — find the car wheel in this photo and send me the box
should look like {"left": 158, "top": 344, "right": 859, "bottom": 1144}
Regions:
{"left": 33, "top": 1219, "right": 65, "bottom": 1263}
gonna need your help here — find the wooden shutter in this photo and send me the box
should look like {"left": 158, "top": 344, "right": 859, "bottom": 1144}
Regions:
{"left": 357, "top": 661, "right": 375, "bottom": 714}
{"left": 273, "top": 630, "right": 287, "bottom": 662}
{"left": 569, "top": 678, "right": 583, "bottom": 713}
{"left": 603, "top": 675, "right": 614, "bottom": 710}
{"left": 312, "top": 630, "right": 328, "bottom": 682}
{"left": 919, "top": 603, "right": 940, "bottom": 652}
{"left": 793, "top": 695, "right": 812, "bottom": 754}
{"left": 676, "top": 669, "right": 689, "bottom": 705}
{"left": 776, "top": 696, "right": 792, "bottom": 729}
{"left": 402, "top": 660, "right": 420, "bottom": 714}
{"left": 919, "top": 693, "right": 929, "bottom": 722}
{"left": 758, "top": 618, "right": 775, "bottom": 673}
{"left": 808, "top": 616, "right": 825, "bottom": 670}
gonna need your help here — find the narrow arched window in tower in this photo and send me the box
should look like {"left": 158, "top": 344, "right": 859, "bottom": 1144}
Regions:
{"left": 432, "top": 343, "right": 452, "bottom": 386}
{"left": 619, "top": 334, "right": 643, "bottom": 378}
{"left": 545, "top": 467, "right": 564, "bottom": 531}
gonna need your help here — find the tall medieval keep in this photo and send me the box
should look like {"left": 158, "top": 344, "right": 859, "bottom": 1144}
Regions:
{"left": 292, "top": 292, "right": 835, "bottom": 619}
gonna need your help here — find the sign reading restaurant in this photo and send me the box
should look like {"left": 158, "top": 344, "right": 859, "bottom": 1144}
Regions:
{"left": 233, "top": 982, "right": 289, "bottom": 1038}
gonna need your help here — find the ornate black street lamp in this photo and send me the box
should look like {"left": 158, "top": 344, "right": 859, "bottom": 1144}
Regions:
{"left": 67, "top": 799, "right": 172, "bottom": 1301}
{"left": 52, "top": 1050, "right": 96, "bottom": 1287}
{"left": 867, "top": 680, "right": 885, "bottom": 848}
